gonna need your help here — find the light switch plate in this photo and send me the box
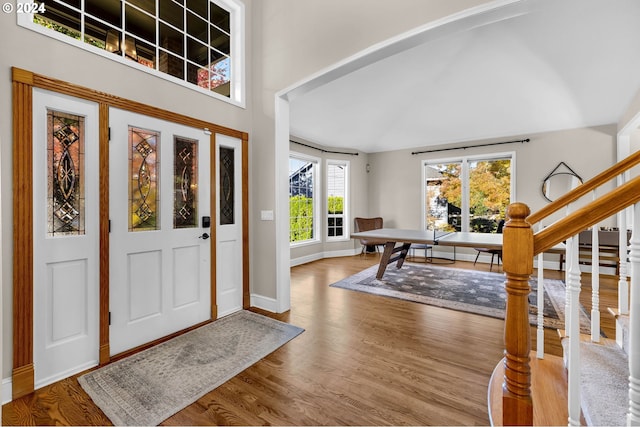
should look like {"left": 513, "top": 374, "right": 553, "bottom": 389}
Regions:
{"left": 261, "top": 210, "right": 274, "bottom": 221}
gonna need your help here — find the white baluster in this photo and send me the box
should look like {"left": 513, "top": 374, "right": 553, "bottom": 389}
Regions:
{"left": 627, "top": 203, "right": 640, "bottom": 425}
{"left": 537, "top": 251, "right": 545, "bottom": 358}
{"left": 565, "top": 234, "right": 574, "bottom": 337}
{"left": 537, "top": 221, "right": 545, "bottom": 358}
{"left": 620, "top": 208, "right": 630, "bottom": 316}
{"left": 566, "top": 233, "right": 582, "bottom": 426}
{"left": 591, "top": 225, "right": 601, "bottom": 343}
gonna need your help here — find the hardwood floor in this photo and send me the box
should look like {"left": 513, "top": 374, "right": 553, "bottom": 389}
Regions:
{"left": 2, "top": 255, "right": 620, "bottom": 425}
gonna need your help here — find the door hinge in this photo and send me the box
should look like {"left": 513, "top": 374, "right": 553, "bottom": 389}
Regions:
{"left": 109, "top": 312, "right": 111, "bottom": 325}
{"left": 108, "top": 127, "right": 111, "bottom": 141}
{"left": 109, "top": 219, "right": 111, "bottom": 233}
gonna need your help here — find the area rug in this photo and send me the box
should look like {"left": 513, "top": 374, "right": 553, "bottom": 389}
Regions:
{"left": 78, "top": 310, "right": 304, "bottom": 426}
{"left": 330, "top": 263, "right": 590, "bottom": 332}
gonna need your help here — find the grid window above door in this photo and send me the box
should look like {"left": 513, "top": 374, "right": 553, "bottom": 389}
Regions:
{"left": 18, "top": 0, "right": 245, "bottom": 104}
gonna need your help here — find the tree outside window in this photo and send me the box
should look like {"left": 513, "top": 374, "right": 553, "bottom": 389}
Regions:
{"left": 424, "top": 155, "right": 513, "bottom": 233}
{"left": 289, "top": 155, "right": 318, "bottom": 243}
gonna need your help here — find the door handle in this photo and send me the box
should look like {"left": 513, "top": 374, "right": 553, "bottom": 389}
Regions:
{"left": 199, "top": 232, "right": 210, "bottom": 240}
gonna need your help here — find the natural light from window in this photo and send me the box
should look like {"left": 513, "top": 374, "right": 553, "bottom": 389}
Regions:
{"left": 424, "top": 154, "right": 513, "bottom": 233}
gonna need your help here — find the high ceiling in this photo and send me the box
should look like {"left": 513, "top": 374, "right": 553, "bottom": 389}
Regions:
{"left": 289, "top": 0, "right": 640, "bottom": 153}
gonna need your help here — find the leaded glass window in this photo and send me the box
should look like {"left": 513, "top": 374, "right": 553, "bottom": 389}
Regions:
{"left": 174, "top": 137, "right": 198, "bottom": 228}
{"left": 129, "top": 127, "right": 159, "bottom": 231}
{"left": 219, "top": 146, "right": 234, "bottom": 225}
{"left": 47, "top": 110, "right": 85, "bottom": 236}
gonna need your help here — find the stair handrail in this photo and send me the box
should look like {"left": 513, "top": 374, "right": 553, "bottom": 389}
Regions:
{"left": 527, "top": 150, "right": 640, "bottom": 225}
{"left": 500, "top": 173, "right": 640, "bottom": 425}
{"left": 534, "top": 173, "right": 640, "bottom": 255}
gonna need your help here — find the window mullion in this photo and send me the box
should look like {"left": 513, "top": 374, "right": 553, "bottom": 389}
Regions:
{"left": 80, "top": 0, "right": 85, "bottom": 43}
{"left": 155, "top": 0, "right": 159, "bottom": 71}
{"left": 461, "top": 159, "right": 470, "bottom": 232}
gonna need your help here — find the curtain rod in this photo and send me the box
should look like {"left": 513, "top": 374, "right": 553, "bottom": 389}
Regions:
{"left": 290, "top": 140, "right": 359, "bottom": 156}
{"left": 411, "top": 138, "right": 530, "bottom": 155}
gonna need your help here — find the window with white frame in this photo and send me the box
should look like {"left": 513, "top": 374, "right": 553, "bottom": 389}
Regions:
{"left": 18, "top": 0, "right": 245, "bottom": 104}
{"left": 326, "top": 160, "right": 348, "bottom": 240}
{"left": 424, "top": 153, "right": 514, "bottom": 233}
{"left": 289, "top": 154, "right": 320, "bottom": 245}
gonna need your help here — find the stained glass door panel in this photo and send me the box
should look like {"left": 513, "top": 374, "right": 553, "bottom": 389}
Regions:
{"left": 219, "top": 146, "right": 234, "bottom": 225}
{"left": 109, "top": 108, "right": 210, "bottom": 355}
{"left": 47, "top": 111, "right": 86, "bottom": 236}
{"left": 33, "top": 89, "right": 100, "bottom": 387}
{"left": 174, "top": 137, "right": 198, "bottom": 228}
{"left": 129, "top": 127, "right": 160, "bottom": 231}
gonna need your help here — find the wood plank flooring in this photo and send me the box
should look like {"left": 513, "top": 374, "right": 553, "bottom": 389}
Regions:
{"left": 2, "top": 255, "right": 619, "bottom": 425}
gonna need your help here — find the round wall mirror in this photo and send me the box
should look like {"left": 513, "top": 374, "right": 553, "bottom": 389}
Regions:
{"left": 541, "top": 162, "right": 583, "bottom": 202}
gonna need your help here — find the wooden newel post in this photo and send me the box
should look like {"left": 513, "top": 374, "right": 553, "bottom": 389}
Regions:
{"left": 502, "top": 202, "right": 534, "bottom": 426}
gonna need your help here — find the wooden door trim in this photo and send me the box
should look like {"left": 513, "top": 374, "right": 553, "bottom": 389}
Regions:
{"left": 11, "top": 67, "right": 250, "bottom": 398}
{"left": 242, "top": 134, "right": 250, "bottom": 308}
{"left": 210, "top": 134, "right": 218, "bottom": 320}
{"left": 12, "top": 72, "right": 35, "bottom": 398}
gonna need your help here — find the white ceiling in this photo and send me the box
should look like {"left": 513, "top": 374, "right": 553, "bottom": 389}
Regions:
{"left": 289, "top": 0, "right": 640, "bottom": 153}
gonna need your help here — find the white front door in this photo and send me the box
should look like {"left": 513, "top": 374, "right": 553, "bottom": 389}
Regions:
{"left": 216, "top": 134, "right": 243, "bottom": 317}
{"left": 109, "top": 108, "right": 211, "bottom": 355}
{"left": 32, "top": 89, "right": 100, "bottom": 388}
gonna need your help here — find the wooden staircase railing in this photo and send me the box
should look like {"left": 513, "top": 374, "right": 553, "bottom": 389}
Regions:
{"left": 498, "top": 151, "right": 640, "bottom": 426}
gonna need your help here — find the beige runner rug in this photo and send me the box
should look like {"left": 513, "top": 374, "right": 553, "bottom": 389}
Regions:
{"left": 78, "top": 310, "right": 304, "bottom": 426}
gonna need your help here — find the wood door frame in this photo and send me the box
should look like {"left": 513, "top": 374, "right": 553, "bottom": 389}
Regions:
{"left": 11, "top": 67, "right": 250, "bottom": 398}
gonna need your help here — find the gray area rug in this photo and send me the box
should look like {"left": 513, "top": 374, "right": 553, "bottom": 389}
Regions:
{"left": 331, "top": 263, "right": 591, "bottom": 332}
{"left": 78, "top": 310, "right": 304, "bottom": 426}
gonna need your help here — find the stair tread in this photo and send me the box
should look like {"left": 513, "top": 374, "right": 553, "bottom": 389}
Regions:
{"left": 560, "top": 338, "right": 629, "bottom": 426}
{"left": 558, "top": 331, "right": 619, "bottom": 347}
{"left": 607, "top": 306, "right": 629, "bottom": 318}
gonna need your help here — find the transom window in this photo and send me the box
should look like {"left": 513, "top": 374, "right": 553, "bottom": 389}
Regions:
{"left": 424, "top": 153, "right": 514, "bottom": 233}
{"left": 18, "top": 0, "right": 244, "bottom": 104}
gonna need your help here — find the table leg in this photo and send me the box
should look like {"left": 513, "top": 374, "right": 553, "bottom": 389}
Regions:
{"left": 395, "top": 243, "right": 412, "bottom": 269}
{"left": 376, "top": 242, "right": 396, "bottom": 279}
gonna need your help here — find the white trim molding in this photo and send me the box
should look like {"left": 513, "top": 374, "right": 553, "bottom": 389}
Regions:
{"left": 2, "top": 377, "right": 11, "bottom": 405}
{"left": 250, "top": 294, "right": 279, "bottom": 313}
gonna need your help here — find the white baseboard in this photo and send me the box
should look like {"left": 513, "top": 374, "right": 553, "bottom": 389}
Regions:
{"left": 34, "top": 360, "right": 98, "bottom": 392}
{"left": 290, "top": 252, "right": 323, "bottom": 267}
{"left": 290, "top": 247, "right": 616, "bottom": 276}
{"left": 250, "top": 293, "right": 278, "bottom": 313}
{"left": 290, "top": 248, "right": 359, "bottom": 267}
{"left": 2, "top": 377, "right": 12, "bottom": 404}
